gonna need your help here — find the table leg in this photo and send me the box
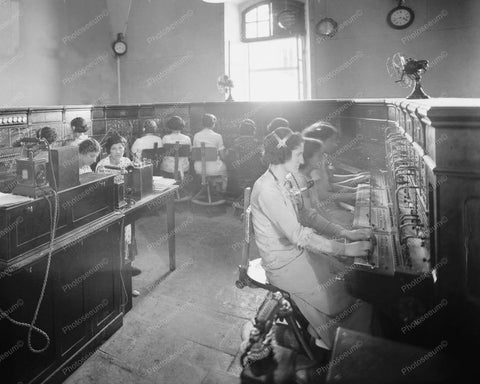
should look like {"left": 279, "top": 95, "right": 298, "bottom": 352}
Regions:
{"left": 166, "top": 194, "right": 176, "bottom": 271}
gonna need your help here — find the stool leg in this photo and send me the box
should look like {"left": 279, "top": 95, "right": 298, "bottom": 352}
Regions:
{"left": 286, "top": 313, "right": 315, "bottom": 361}
{"left": 207, "top": 182, "right": 212, "bottom": 204}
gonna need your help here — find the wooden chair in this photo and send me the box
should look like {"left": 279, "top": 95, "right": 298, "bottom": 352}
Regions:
{"left": 141, "top": 144, "right": 164, "bottom": 176}
{"left": 236, "top": 187, "right": 315, "bottom": 361}
{"left": 162, "top": 142, "right": 192, "bottom": 202}
{"left": 191, "top": 142, "right": 226, "bottom": 206}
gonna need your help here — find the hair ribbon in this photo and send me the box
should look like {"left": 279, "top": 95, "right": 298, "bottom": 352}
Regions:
{"left": 273, "top": 132, "right": 291, "bottom": 149}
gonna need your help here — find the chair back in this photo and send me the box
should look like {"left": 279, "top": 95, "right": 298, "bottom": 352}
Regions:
{"left": 191, "top": 142, "right": 218, "bottom": 184}
{"left": 141, "top": 146, "right": 164, "bottom": 176}
{"left": 163, "top": 142, "right": 191, "bottom": 180}
{"left": 236, "top": 188, "right": 282, "bottom": 291}
{"left": 191, "top": 143, "right": 218, "bottom": 161}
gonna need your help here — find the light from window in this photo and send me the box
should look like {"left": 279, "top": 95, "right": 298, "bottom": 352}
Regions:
{"left": 247, "top": 37, "right": 303, "bottom": 101}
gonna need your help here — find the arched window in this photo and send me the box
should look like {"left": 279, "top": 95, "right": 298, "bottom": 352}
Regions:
{"left": 243, "top": 2, "right": 273, "bottom": 40}
{"left": 242, "top": 0, "right": 305, "bottom": 42}
{"left": 232, "top": 0, "right": 306, "bottom": 100}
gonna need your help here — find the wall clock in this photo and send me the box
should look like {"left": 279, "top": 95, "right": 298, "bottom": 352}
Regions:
{"left": 315, "top": 17, "right": 338, "bottom": 38}
{"left": 278, "top": 9, "right": 298, "bottom": 31}
{"left": 112, "top": 33, "right": 127, "bottom": 56}
{"left": 387, "top": 2, "right": 415, "bottom": 30}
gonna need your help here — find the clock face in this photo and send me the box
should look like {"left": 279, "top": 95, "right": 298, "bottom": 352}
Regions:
{"left": 315, "top": 18, "right": 338, "bottom": 38}
{"left": 113, "top": 41, "right": 127, "bottom": 55}
{"left": 278, "top": 10, "right": 297, "bottom": 30}
{"left": 387, "top": 6, "right": 414, "bottom": 29}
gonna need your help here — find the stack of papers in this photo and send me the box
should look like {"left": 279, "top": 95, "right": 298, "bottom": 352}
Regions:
{"left": 0, "top": 192, "right": 34, "bottom": 207}
{"left": 152, "top": 176, "right": 177, "bottom": 191}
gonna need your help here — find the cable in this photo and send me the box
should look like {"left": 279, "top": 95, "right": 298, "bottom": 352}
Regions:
{"left": 123, "top": 0, "right": 134, "bottom": 36}
{"left": 0, "top": 142, "right": 58, "bottom": 353}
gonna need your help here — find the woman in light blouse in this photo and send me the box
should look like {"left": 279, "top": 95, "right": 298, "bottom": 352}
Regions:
{"left": 301, "top": 121, "right": 370, "bottom": 227}
{"left": 251, "top": 127, "right": 373, "bottom": 349}
{"left": 95, "top": 134, "right": 132, "bottom": 183}
{"left": 161, "top": 116, "right": 191, "bottom": 177}
{"left": 193, "top": 113, "right": 227, "bottom": 191}
{"left": 295, "top": 137, "right": 372, "bottom": 241}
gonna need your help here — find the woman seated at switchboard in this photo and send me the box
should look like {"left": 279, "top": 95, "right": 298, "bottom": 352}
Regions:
{"left": 294, "top": 137, "right": 372, "bottom": 242}
{"left": 292, "top": 137, "right": 372, "bottom": 241}
{"left": 250, "top": 127, "right": 373, "bottom": 349}
{"left": 96, "top": 133, "right": 132, "bottom": 182}
{"left": 193, "top": 113, "right": 227, "bottom": 191}
{"left": 303, "top": 121, "right": 369, "bottom": 189}
{"left": 65, "top": 117, "right": 89, "bottom": 146}
{"left": 131, "top": 119, "right": 163, "bottom": 163}
{"left": 78, "top": 138, "right": 101, "bottom": 175}
{"left": 160, "top": 115, "right": 191, "bottom": 178}
{"left": 266, "top": 117, "right": 289, "bottom": 134}
{"left": 96, "top": 133, "right": 140, "bottom": 278}
{"left": 228, "top": 119, "right": 266, "bottom": 190}
{"left": 302, "top": 121, "right": 369, "bottom": 227}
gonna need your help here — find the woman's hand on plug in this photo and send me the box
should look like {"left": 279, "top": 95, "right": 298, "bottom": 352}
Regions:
{"left": 344, "top": 240, "right": 373, "bottom": 257}
{"left": 344, "top": 228, "right": 373, "bottom": 241}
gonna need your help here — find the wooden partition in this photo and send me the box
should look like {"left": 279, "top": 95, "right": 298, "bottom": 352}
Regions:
{"left": 0, "top": 99, "right": 391, "bottom": 183}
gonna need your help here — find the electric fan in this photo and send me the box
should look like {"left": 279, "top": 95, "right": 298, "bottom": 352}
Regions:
{"left": 386, "top": 53, "right": 430, "bottom": 99}
{"left": 217, "top": 74, "right": 234, "bottom": 102}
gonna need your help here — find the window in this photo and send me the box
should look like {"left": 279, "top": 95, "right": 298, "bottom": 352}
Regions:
{"left": 230, "top": 1, "right": 306, "bottom": 101}
{"left": 242, "top": 0, "right": 305, "bottom": 42}
{"left": 243, "top": 2, "right": 272, "bottom": 40}
{"left": 248, "top": 37, "right": 304, "bottom": 101}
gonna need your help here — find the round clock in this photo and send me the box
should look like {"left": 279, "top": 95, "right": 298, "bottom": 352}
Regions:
{"left": 112, "top": 34, "right": 127, "bottom": 56}
{"left": 278, "top": 9, "right": 297, "bottom": 31}
{"left": 387, "top": 6, "right": 415, "bottom": 29}
{"left": 315, "top": 18, "right": 338, "bottom": 38}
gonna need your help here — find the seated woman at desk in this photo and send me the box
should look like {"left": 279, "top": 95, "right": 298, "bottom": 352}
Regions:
{"left": 78, "top": 138, "right": 101, "bottom": 175}
{"left": 251, "top": 127, "right": 373, "bottom": 349}
{"left": 96, "top": 133, "right": 132, "bottom": 182}
{"left": 66, "top": 117, "right": 89, "bottom": 146}
{"left": 302, "top": 122, "right": 369, "bottom": 226}
{"left": 131, "top": 119, "right": 163, "bottom": 163}
{"left": 295, "top": 138, "right": 372, "bottom": 242}
{"left": 228, "top": 119, "right": 266, "bottom": 190}
{"left": 96, "top": 133, "right": 140, "bottom": 280}
{"left": 160, "top": 115, "right": 191, "bottom": 178}
{"left": 193, "top": 113, "right": 227, "bottom": 191}
{"left": 266, "top": 117, "right": 289, "bottom": 134}
{"left": 303, "top": 121, "right": 369, "bottom": 189}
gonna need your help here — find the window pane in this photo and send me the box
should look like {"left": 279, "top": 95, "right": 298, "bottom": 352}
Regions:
{"left": 257, "top": 4, "right": 270, "bottom": 21}
{"left": 245, "top": 23, "right": 257, "bottom": 39}
{"left": 249, "top": 38, "right": 297, "bottom": 69}
{"left": 250, "top": 69, "right": 299, "bottom": 101}
{"left": 257, "top": 21, "right": 270, "bottom": 38}
{"left": 244, "top": 8, "right": 256, "bottom": 23}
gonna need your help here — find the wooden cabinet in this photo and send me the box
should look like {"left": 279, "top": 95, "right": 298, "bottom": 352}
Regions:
{"left": 0, "top": 214, "right": 123, "bottom": 384}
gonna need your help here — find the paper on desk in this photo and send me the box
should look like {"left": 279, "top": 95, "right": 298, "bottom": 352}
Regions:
{"left": 0, "top": 192, "right": 34, "bottom": 207}
{"left": 152, "top": 176, "right": 177, "bottom": 191}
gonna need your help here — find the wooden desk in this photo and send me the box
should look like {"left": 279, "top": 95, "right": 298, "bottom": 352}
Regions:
{"left": 120, "top": 186, "right": 178, "bottom": 272}
{"left": 0, "top": 212, "right": 124, "bottom": 384}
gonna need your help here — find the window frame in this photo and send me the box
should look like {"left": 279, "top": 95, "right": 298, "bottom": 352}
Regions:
{"left": 241, "top": 1, "right": 274, "bottom": 42}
